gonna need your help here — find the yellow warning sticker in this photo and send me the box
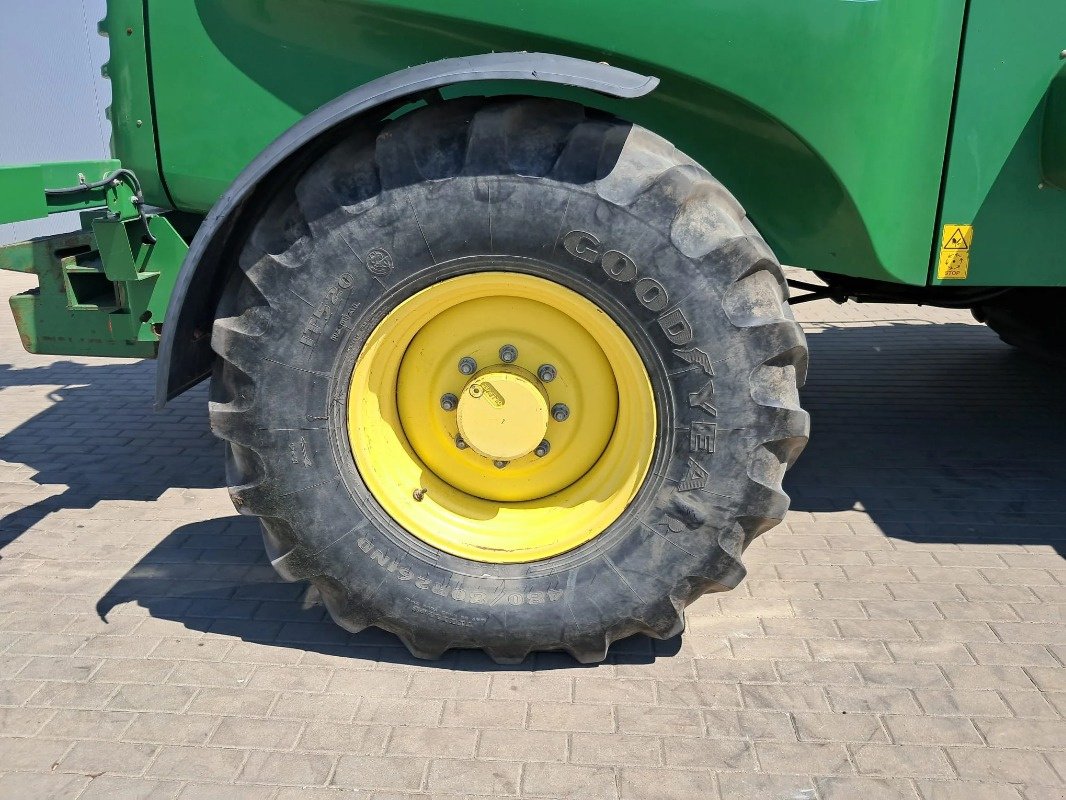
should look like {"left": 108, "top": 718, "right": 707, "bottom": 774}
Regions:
{"left": 937, "top": 224, "right": 973, "bottom": 280}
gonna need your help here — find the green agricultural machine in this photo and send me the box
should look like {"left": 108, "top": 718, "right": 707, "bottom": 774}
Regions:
{"left": 1, "top": 1, "right": 1063, "bottom": 662}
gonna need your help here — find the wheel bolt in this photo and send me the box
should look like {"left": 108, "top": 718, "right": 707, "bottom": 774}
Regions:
{"left": 455, "top": 435, "right": 467, "bottom": 450}
{"left": 538, "top": 364, "right": 557, "bottom": 382}
{"left": 440, "top": 393, "right": 458, "bottom": 411}
{"left": 551, "top": 403, "right": 570, "bottom": 422}
{"left": 499, "top": 344, "right": 517, "bottom": 363}
{"left": 493, "top": 460, "right": 508, "bottom": 469}
{"left": 534, "top": 440, "right": 551, "bottom": 458}
{"left": 458, "top": 356, "right": 477, "bottom": 375}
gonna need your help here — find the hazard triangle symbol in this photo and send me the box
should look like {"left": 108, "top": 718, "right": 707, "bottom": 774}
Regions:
{"left": 944, "top": 227, "right": 970, "bottom": 250}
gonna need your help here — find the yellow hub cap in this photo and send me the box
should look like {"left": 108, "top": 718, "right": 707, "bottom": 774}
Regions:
{"left": 347, "top": 272, "right": 656, "bottom": 563}
{"left": 457, "top": 368, "right": 549, "bottom": 462}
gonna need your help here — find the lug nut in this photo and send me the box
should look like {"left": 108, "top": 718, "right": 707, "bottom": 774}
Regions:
{"left": 458, "top": 356, "right": 477, "bottom": 375}
{"left": 493, "top": 460, "right": 508, "bottom": 469}
{"left": 537, "top": 364, "right": 557, "bottom": 382}
{"left": 455, "top": 435, "right": 467, "bottom": 450}
{"left": 440, "top": 393, "right": 458, "bottom": 411}
{"left": 551, "top": 403, "right": 570, "bottom": 422}
{"left": 499, "top": 344, "right": 518, "bottom": 363}
{"left": 534, "top": 440, "right": 551, "bottom": 458}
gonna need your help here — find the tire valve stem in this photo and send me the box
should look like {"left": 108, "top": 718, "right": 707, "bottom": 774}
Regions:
{"left": 551, "top": 403, "right": 570, "bottom": 422}
{"left": 440, "top": 393, "right": 458, "bottom": 411}
{"left": 458, "top": 356, "right": 477, "bottom": 375}
{"left": 499, "top": 344, "right": 518, "bottom": 363}
{"left": 534, "top": 440, "right": 551, "bottom": 458}
{"left": 412, "top": 487, "right": 427, "bottom": 502}
{"left": 493, "top": 460, "right": 508, "bottom": 469}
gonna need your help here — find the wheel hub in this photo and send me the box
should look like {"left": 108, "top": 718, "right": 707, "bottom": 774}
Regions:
{"left": 347, "top": 271, "right": 656, "bottom": 563}
{"left": 457, "top": 367, "right": 549, "bottom": 462}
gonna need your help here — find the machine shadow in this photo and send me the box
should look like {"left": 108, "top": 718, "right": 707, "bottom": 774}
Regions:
{"left": 788, "top": 319, "right": 1066, "bottom": 558}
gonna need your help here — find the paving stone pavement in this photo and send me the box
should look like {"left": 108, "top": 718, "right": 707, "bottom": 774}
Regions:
{"left": 0, "top": 268, "right": 1063, "bottom": 800}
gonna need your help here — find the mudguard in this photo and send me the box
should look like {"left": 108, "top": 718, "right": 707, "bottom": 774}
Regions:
{"left": 155, "top": 52, "right": 658, "bottom": 406}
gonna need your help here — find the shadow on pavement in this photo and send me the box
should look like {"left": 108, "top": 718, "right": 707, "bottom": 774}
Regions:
{"left": 94, "top": 514, "right": 682, "bottom": 670}
{"left": 3, "top": 317, "right": 1063, "bottom": 665}
{"left": 0, "top": 360, "right": 222, "bottom": 550}
{"left": 789, "top": 320, "right": 1066, "bottom": 557}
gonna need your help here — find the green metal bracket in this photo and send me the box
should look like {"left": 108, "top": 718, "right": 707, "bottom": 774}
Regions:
{"left": 1042, "top": 63, "right": 1066, "bottom": 190}
{"left": 0, "top": 159, "right": 188, "bottom": 358}
{"left": 0, "top": 213, "right": 187, "bottom": 358}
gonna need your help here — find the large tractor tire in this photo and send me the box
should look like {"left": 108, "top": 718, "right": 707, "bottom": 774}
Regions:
{"left": 974, "top": 289, "right": 1066, "bottom": 364}
{"left": 210, "top": 97, "right": 809, "bottom": 663}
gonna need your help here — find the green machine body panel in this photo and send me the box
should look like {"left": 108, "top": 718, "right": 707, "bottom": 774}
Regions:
{"left": 2, "top": 0, "right": 1065, "bottom": 365}
{"left": 100, "top": 0, "right": 169, "bottom": 204}
{"left": 142, "top": 0, "right": 968, "bottom": 287}
{"left": 933, "top": 4, "right": 1066, "bottom": 287}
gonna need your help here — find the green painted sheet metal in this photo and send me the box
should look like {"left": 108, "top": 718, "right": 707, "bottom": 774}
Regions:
{"left": 138, "top": 0, "right": 968, "bottom": 286}
{"left": 0, "top": 161, "right": 120, "bottom": 225}
{"left": 933, "top": 3, "right": 1066, "bottom": 287}
{"left": 101, "top": 0, "right": 169, "bottom": 205}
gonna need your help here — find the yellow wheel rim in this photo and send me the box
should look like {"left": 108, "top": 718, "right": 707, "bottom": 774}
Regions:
{"left": 347, "top": 272, "right": 656, "bottom": 563}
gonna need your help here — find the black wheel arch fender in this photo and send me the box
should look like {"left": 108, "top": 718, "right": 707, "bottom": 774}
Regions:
{"left": 154, "top": 51, "right": 659, "bottom": 408}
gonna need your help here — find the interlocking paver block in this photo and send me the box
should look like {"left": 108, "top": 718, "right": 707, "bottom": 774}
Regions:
{"left": 755, "top": 740, "right": 853, "bottom": 775}
{"left": 851, "top": 743, "right": 956, "bottom": 779}
{"left": 792, "top": 711, "right": 888, "bottom": 744}
{"left": 69, "top": 775, "right": 181, "bottom": 800}
{"left": 236, "top": 750, "right": 335, "bottom": 786}
{"left": 330, "top": 754, "right": 428, "bottom": 791}
{"left": 298, "top": 721, "right": 390, "bottom": 753}
{"left": 0, "top": 772, "right": 91, "bottom": 800}
{"left": 477, "top": 728, "right": 568, "bottom": 762}
{"left": 522, "top": 762, "right": 618, "bottom": 799}
{"left": 663, "top": 736, "right": 756, "bottom": 770}
{"left": 815, "top": 776, "right": 919, "bottom": 800}
{"left": 948, "top": 747, "right": 1061, "bottom": 784}
{"left": 425, "top": 757, "right": 523, "bottom": 795}
{"left": 718, "top": 772, "right": 814, "bottom": 800}
{"left": 147, "top": 744, "right": 248, "bottom": 782}
{"left": 386, "top": 725, "right": 478, "bottom": 758}
{"left": 58, "top": 738, "right": 158, "bottom": 777}
{"left": 702, "top": 709, "right": 796, "bottom": 742}
{"left": 882, "top": 715, "right": 983, "bottom": 745}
